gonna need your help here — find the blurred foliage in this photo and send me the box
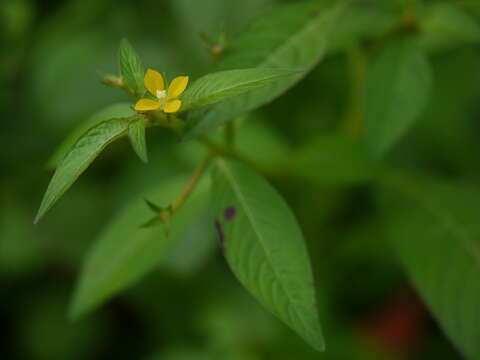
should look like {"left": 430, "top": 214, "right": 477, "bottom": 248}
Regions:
{"left": 2, "top": 0, "right": 480, "bottom": 359}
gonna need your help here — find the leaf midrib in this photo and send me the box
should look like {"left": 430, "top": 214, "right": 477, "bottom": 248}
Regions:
{"left": 216, "top": 160, "right": 306, "bottom": 325}
{"left": 184, "top": 70, "right": 295, "bottom": 109}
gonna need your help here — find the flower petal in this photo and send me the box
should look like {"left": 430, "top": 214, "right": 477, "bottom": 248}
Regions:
{"left": 167, "top": 76, "right": 189, "bottom": 99}
{"left": 135, "top": 98, "right": 161, "bottom": 111}
{"left": 144, "top": 69, "right": 164, "bottom": 96}
{"left": 163, "top": 100, "right": 182, "bottom": 113}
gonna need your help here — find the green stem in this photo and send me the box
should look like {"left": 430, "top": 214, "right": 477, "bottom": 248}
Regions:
{"left": 198, "top": 136, "right": 288, "bottom": 179}
{"left": 147, "top": 112, "right": 185, "bottom": 133}
{"left": 170, "top": 154, "right": 212, "bottom": 213}
{"left": 199, "top": 136, "right": 254, "bottom": 167}
{"left": 340, "top": 45, "right": 367, "bottom": 137}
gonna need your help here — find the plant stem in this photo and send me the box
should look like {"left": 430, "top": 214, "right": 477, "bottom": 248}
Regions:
{"left": 198, "top": 136, "right": 289, "bottom": 180}
{"left": 170, "top": 154, "right": 212, "bottom": 213}
{"left": 198, "top": 136, "right": 257, "bottom": 169}
{"left": 340, "top": 45, "right": 367, "bottom": 137}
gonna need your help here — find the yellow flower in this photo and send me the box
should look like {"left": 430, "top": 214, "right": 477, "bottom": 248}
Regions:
{"left": 134, "top": 69, "right": 189, "bottom": 113}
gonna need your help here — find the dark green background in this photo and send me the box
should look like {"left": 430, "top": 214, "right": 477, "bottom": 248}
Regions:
{"left": 1, "top": 0, "right": 479, "bottom": 359}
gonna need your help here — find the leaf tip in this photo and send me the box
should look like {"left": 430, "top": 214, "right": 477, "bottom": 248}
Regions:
{"left": 33, "top": 203, "right": 47, "bottom": 225}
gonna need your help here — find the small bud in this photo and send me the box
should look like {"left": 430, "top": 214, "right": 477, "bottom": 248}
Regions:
{"left": 100, "top": 72, "right": 124, "bottom": 88}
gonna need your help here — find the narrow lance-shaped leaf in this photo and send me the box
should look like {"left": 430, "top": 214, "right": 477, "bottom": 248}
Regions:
{"left": 119, "top": 38, "right": 145, "bottom": 98}
{"left": 35, "top": 118, "right": 130, "bottom": 223}
{"left": 379, "top": 173, "right": 480, "bottom": 359}
{"left": 47, "top": 103, "right": 134, "bottom": 168}
{"left": 212, "top": 159, "right": 324, "bottom": 351}
{"left": 70, "top": 177, "right": 213, "bottom": 319}
{"left": 180, "top": 68, "right": 302, "bottom": 112}
{"left": 183, "top": 1, "right": 342, "bottom": 140}
{"left": 128, "top": 116, "right": 148, "bottom": 163}
{"left": 364, "top": 39, "right": 433, "bottom": 157}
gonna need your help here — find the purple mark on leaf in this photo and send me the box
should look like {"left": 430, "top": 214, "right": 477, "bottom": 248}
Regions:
{"left": 224, "top": 206, "right": 236, "bottom": 221}
{"left": 215, "top": 220, "right": 225, "bottom": 249}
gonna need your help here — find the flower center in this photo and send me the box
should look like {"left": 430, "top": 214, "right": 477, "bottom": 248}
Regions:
{"left": 156, "top": 90, "right": 167, "bottom": 101}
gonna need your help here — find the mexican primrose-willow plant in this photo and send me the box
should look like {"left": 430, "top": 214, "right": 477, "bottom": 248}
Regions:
{"left": 35, "top": 0, "right": 480, "bottom": 357}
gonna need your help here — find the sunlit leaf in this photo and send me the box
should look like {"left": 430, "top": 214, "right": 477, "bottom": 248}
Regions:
{"left": 212, "top": 159, "right": 324, "bottom": 350}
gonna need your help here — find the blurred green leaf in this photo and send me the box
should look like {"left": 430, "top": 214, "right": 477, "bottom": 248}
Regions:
{"left": 380, "top": 173, "right": 480, "bottom": 359}
{"left": 119, "top": 38, "right": 145, "bottom": 98}
{"left": 419, "top": 3, "right": 480, "bottom": 52}
{"left": 183, "top": 1, "right": 341, "bottom": 140}
{"left": 162, "top": 209, "right": 215, "bottom": 277}
{"left": 212, "top": 159, "right": 324, "bottom": 351}
{"left": 328, "top": 3, "right": 396, "bottom": 54}
{"left": 364, "top": 39, "right": 433, "bottom": 157}
{"left": 181, "top": 68, "right": 302, "bottom": 112}
{"left": 128, "top": 116, "right": 148, "bottom": 163}
{"left": 47, "top": 102, "right": 134, "bottom": 168}
{"left": 292, "top": 132, "right": 381, "bottom": 184}
{"left": 35, "top": 118, "right": 130, "bottom": 223}
{"left": 70, "top": 177, "right": 212, "bottom": 319}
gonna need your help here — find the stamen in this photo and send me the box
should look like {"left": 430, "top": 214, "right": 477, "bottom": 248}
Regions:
{"left": 156, "top": 90, "right": 167, "bottom": 100}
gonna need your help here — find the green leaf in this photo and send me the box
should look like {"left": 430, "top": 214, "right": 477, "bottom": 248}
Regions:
{"left": 181, "top": 68, "right": 302, "bottom": 112}
{"left": 47, "top": 103, "right": 134, "bottom": 168}
{"left": 212, "top": 159, "right": 323, "bottom": 351}
{"left": 419, "top": 3, "right": 480, "bottom": 52}
{"left": 379, "top": 173, "right": 480, "bottom": 359}
{"left": 364, "top": 39, "right": 433, "bottom": 157}
{"left": 70, "top": 177, "right": 212, "bottom": 319}
{"left": 161, "top": 208, "right": 216, "bottom": 277}
{"left": 183, "top": 1, "right": 342, "bottom": 140}
{"left": 35, "top": 118, "right": 130, "bottom": 224}
{"left": 144, "top": 198, "right": 162, "bottom": 214}
{"left": 328, "top": 3, "right": 396, "bottom": 54}
{"left": 292, "top": 132, "right": 381, "bottom": 184}
{"left": 119, "top": 38, "right": 145, "bottom": 98}
{"left": 128, "top": 116, "right": 148, "bottom": 163}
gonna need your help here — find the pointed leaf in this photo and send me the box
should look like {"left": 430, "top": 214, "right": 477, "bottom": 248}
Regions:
{"left": 380, "top": 174, "right": 480, "bottom": 359}
{"left": 128, "top": 117, "right": 148, "bottom": 163}
{"left": 70, "top": 177, "right": 213, "bottom": 319}
{"left": 364, "top": 40, "right": 433, "bottom": 157}
{"left": 35, "top": 118, "right": 130, "bottom": 223}
{"left": 212, "top": 159, "right": 324, "bottom": 350}
{"left": 47, "top": 103, "right": 134, "bottom": 168}
{"left": 119, "top": 38, "right": 145, "bottom": 98}
{"left": 183, "top": 1, "right": 342, "bottom": 140}
{"left": 144, "top": 198, "right": 162, "bottom": 214}
{"left": 181, "top": 68, "right": 302, "bottom": 112}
